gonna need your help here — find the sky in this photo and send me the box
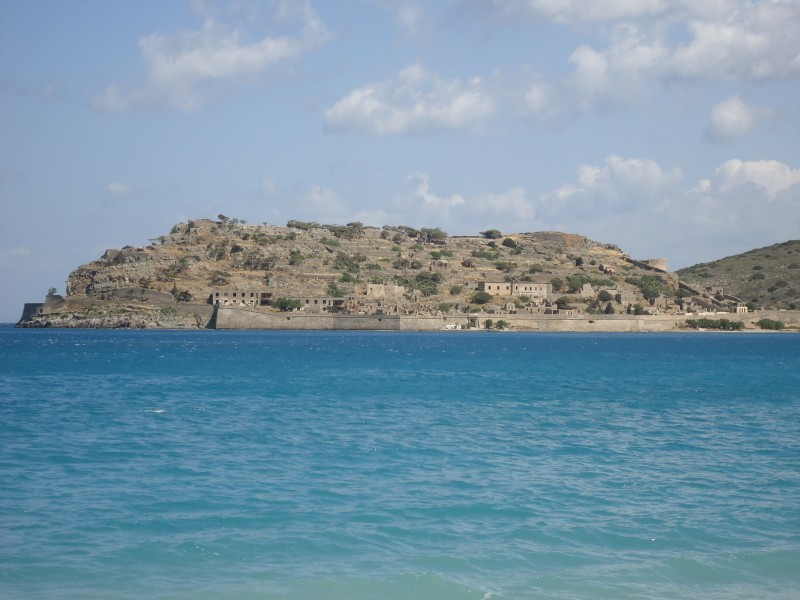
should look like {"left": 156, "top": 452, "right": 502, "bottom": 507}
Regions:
{"left": 1, "top": 0, "right": 799, "bottom": 322}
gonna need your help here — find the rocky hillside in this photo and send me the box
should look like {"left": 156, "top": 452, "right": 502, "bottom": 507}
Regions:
{"left": 677, "top": 240, "right": 800, "bottom": 310}
{"left": 22, "top": 216, "right": 719, "bottom": 328}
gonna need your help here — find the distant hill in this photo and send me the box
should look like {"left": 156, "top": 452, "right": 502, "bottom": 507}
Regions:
{"left": 677, "top": 240, "right": 800, "bottom": 309}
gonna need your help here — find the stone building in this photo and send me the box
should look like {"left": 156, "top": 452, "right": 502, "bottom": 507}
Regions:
{"left": 211, "top": 290, "right": 269, "bottom": 307}
{"left": 478, "top": 281, "right": 552, "bottom": 299}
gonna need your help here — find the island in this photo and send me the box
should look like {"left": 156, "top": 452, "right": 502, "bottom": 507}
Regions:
{"left": 17, "top": 218, "right": 799, "bottom": 332}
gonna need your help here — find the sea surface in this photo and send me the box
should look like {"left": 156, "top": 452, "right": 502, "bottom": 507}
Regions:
{"left": 1, "top": 327, "right": 799, "bottom": 599}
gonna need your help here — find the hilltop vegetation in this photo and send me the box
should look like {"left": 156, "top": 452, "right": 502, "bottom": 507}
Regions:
{"left": 677, "top": 240, "right": 800, "bottom": 310}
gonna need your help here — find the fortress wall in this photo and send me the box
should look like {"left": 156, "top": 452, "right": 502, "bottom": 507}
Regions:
{"left": 214, "top": 306, "right": 800, "bottom": 332}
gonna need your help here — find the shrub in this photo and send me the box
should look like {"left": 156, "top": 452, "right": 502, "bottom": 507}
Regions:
{"left": 556, "top": 297, "right": 574, "bottom": 310}
{"left": 480, "top": 229, "right": 502, "bottom": 239}
{"left": 450, "top": 285, "right": 464, "bottom": 295}
{"left": 756, "top": 318, "right": 785, "bottom": 330}
{"left": 334, "top": 252, "right": 360, "bottom": 272}
{"left": 484, "top": 319, "right": 494, "bottom": 329}
{"left": 438, "top": 303, "right": 452, "bottom": 313}
{"left": 472, "top": 291, "right": 493, "bottom": 305}
{"left": 494, "top": 260, "right": 516, "bottom": 272}
{"left": 501, "top": 238, "right": 519, "bottom": 249}
{"left": 327, "top": 284, "right": 346, "bottom": 298}
{"left": 495, "top": 319, "right": 509, "bottom": 329}
{"left": 272, "top": 298, "right": 302, "bottom": 311}
{"left": 685, "top": 318, "right": 744, "bottom": 331}
{"left": 597, "top": 290, "right": 613, "bottom": 302}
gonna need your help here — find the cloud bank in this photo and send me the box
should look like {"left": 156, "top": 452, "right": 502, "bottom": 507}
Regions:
{"left": 94, "top": 1, "right": 330, "bottom": 111}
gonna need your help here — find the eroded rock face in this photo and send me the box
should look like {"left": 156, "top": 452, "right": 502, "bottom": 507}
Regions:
{"left": 17, "top": 308, "right": 212, "bottom": 329}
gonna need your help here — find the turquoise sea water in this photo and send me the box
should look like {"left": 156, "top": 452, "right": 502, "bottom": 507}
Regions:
{"left": 1, "top": 327, "right": 799, "bottom": 599}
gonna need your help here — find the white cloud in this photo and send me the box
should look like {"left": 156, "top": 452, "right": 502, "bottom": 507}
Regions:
{"left": 289, "top": 184, "right": 349, "bottom": 222}
{"left": 324, "top": 64, "right": 495, "bottom": 135}
{"left": 711, "top": 159, "right": 800, "bottom": 199}
{"left": 466, "top": 1, "right": 800, "bottom": 113}
{"left": 538, "top": 155, "right": 800, "bottom": 266}
{"left": 706, "top": 95, "right": 770, "bottom": 143}
{"left": 408, "top": 173, "right": 466, "bottom": 209}
{"left": 523, "top": 81, "right": 563, "bottom": 120}
{"left": 107, "top": 182, "right": 133, "bottom": 196}
{"left": 398, "top": 174, "right": 536, "bottom": 232}
{"left": 368, "top": 0, "right": 426, "bottom": 38}
{"left": 541, "top": 155, "right": 683, "bottom": 213}
{"left": 462, "top": 0, "right": 671, "bottom": 25}
{"left": 94, "top": 1, "right": 330, "bottom": 111}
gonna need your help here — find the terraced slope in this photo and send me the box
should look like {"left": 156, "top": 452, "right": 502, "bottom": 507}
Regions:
{"left": 677, "top": 240, "right": 800, "bottom": 310}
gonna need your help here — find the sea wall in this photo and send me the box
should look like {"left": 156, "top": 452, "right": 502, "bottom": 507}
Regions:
{"left": 214, "top": 306, "right": 695, "bottom": 332}
{"left": 215, "top": 306, "right": 800, "bottom": 332}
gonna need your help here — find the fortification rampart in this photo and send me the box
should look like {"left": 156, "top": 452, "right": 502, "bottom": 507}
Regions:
{"left": 213, "top": 306, "right": 720, "bottom": 332}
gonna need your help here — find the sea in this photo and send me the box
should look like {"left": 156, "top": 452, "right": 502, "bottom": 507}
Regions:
{"left": 1, "top": 326, "right": 798, "bottom": 600}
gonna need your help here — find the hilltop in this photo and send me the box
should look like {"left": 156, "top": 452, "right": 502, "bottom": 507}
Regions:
{"left": 677, "top": 240, "right": 800, "bottom": 310}
{"left": 18, "top": 216, "right": 794, "bottom": 330}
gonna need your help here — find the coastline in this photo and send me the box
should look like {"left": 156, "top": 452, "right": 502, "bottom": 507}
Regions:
{"left": 17, "top": 305, "right": 798, "bottom": 333}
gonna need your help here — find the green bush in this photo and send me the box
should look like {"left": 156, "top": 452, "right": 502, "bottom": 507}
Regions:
{"left": 685, "top": 318, "right": 744, "bottom": 331}
{"left": 272, "top": 298, "right": 302, "bottom": 311}
{"left": 756, "top": 318, "right": 785, "bottom": 330}
{"left": 472, "top": 291, "right": 492, "bottom": 305}
{"left": 597, "top": 290, "right": 613, "bottom": 302}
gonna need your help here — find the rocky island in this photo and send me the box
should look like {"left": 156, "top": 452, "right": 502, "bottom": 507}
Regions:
{"left": 17, "top": 218, "right": 799, "bottom": 331}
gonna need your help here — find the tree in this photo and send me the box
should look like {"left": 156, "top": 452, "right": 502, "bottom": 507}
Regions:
{"left": 47, "top": 287, "right": 58, "bottom": 296}
{"left": 574, "top": 257, "right": 584, "bottom": 267}
{"left": 555, "top": 297, "right": 572, "bottom": 310}
{"left": 420, "top": 227, "right": 448, "bottom": 245}
{"left": 480, "top": 229, "right": 503, "bottom": 239}
{"left": 272, "top": 298, "right": 301, "bottom": 311}
{"left": 484, "top": 319, "right": 494, "bottom": 329}
{"left": 327, "top": 283, "right": 346, "bottom": 297}
{"left": 597, "top": 290, "right": 613, "bottom": 302}
{"left": 472, "top": 291, "right": 492, "bottom": 305}
{"left": 604, "top": 302, "right": 615, "bottom": 314}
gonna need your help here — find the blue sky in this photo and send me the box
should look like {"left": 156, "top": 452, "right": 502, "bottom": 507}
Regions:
{"left": 2, "top": 0, "right": 799, "bottom": 322}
